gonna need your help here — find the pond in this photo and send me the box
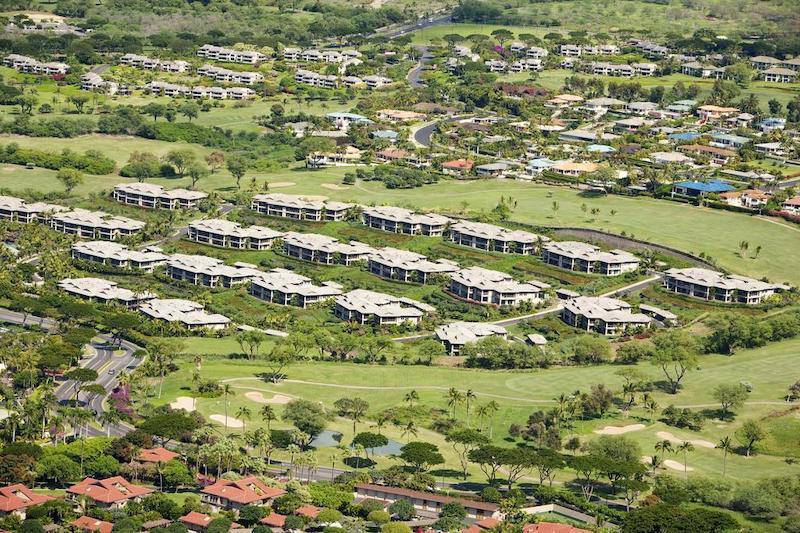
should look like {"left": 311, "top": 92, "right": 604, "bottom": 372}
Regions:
{"left": 310, "top": 431, "right": 404, "bottom": 456}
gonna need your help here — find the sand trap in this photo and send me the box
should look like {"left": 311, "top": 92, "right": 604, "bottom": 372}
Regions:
{"left": 594, "top": 424, "right": 645, "bottom": 435}
{"left": 268, "top": 182, "right": 296, "bottom": 188}
{"left": 210, "top": 414, "right": 244, "bottom": 428}
{"left": 663, "top": 459, "right": 694, "bottom": 472}
{"left": 170, "top": 396, "right": 196, "bottom": 412}
{"left": 656, "top": 431, "right": 715, "bottom": 449}
{"left": 321, "top": 183, "right": 349, "bottom": 190}
{"left": 245, "top": 391, "right": 292, "bottom": 404}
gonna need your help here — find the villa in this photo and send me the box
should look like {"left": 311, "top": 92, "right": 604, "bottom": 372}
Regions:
{"left": 67, "top": 477, "right": 153, "bottom": 509}
{"left": 166, "top": 254, "right": 262, "bottom": 288}
{"left": 50, "top": 209, "right": 145, "bottom": 241}
{"left": 58, "top": 277, "right": 156, "bottom": 308}
{"left": 0, "top": 485, "right": 53, "bottom": 519}
{"left": 368, "top": 247, "right": 459, "bottom": 283}
{"left": 449, "top": 220, "right": 550, "bottom": 255}
{"left": 138, "top": 299, "right": 231, "bottom": 330}
{"left": 334, "top": 289, "right": 435, "bottom": 326}
{"left": 434, "top": 322, "right": 508, "bottom": 355}
{"left": 250, "top": 268, "right": 342, "bottom": 308}
{"left": 662, "top": 268, "right": 787, "bottom": 305}
{"left": 449, "top": 267, "right": 550, "bottom": 307}
{"left": 201, "top": 476, "right": 285, "bottom": 512}
{"left": 542, "top": 241, "right": 640, "bottom": 276}
{"left": 251, "top": 193, "right": 354, "bottom": 221}
{"left": 187, "top": 219, "right": 284, "bottom": 250}
{"left": 71, "top": 241, "right": 168, "bottom": 272}
{"left": 112, "top": 183, "right": 208, "bottom": 210}
{"left": 0, "top": 195, "right": 69, "bottom": 223}
{"left": 362, "top": 206, "right": 451, "bottom": 236}
{"left": 282, "top": 232, "right": 374, "bottom": 265}
{"left": 196, "top": 45, "right": 265, "bottom": 64}
{"left": 561, "top": 296, "right": 652, "bottom": 335}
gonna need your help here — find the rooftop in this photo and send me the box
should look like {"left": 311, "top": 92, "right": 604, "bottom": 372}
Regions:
{"left": 58, "top": 277, "right": 156, "bottom": 302}
{"left": 434, "top": 321, "right": 507, "bottom": 346}
{"left": 189, "top": 219, "right": 284, "bottom": 240}
{"left": 451, "top": 267, "right": 550, "bottom": 293}
{"left": 139, "top": 299, "right": 231, "bottom": 327}
{"left": 450, "top": 220, "right": 550, "bottom": 244}
{"left": 543, "top": 241, "right": 640, "bottom": 264}
{"left": 664, "top": 267, "right": 787, "bottom": 292}
{"left": 252, "top": 268, "right": 343, "bottom": 298}
{"left": 362, "top": 205, "right": 450, "bottom": 226}
{"left": 114, "top": 182, "right": 208, "bottom": 201}
{"left": 336, "top": 289, "right": 435, "bottom": 318}
{"left": 565, "top": 296, "right": 652, "bottom": 324}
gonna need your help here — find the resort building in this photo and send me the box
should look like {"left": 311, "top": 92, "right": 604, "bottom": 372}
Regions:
{"left": 542, "top": 241, "right": 640, "bottom": 276}
{"left": 67, "top": 477, "right": 153, "bottom": 509}
{"left": 70, "top": 241, "right": 168, "bottom": 272}
{"left": 112, "top": 183, "right": 208, "bottom": 210}
{"left": 282, "top": 232, "right": 374, "bottom": 265}
{"left": 354, "top": 483, "right": 500, "bottom": 521}
{"left": 434, "top": 321, "right": 508, "bottom": 355}
{"left": 187, "top": 219, "right": 284, "bottom": 250}
{"left": 181, "top": 512, "right": 241, "bottom": 533}
{"left": 251, "top": 193, "right": 354, "bottom": 221}
{"left": 3, "top": 54, "right": 69, "bottom": 75}
{"left": 0, "top": 195, "right": 68, "bottom": 223}
{"left": 662, "top": 268, "right": 787, "bottom": 305}
{"left": 166, "top": 254, "right": 262, "bottom": 288}
{"left": 250, "top": 268, "right": 342, "bottom": 308}
{"left": 449, "top": 220, "right": 550, "bottom": 255}
{"left": 138, "top": 299, "right": 232, "bottom": 330}
{"left": 201, "top": 476, "right": 285, "bottom": 512}
{"left": 58, "top": 277, "right": 156, "bottom": 308}
{"left": 196, "top": 45, "right": 265, "bottom": 64}
{"left": 367, "top": 247, "right": 459, "bottom": 283}
{"left": 561, "top": 296, "right": 652, "bottom": 335}
{"left": 197, "top": 64, "right": 264, "bottom": 84}
{"left": 50, "top": 209, "right": 145, "bottom": 240}
{"left": 0, "top": 485, "right": 53, "bottom": 519}
{"left": 334, "top": 289, "right": 435, "bottom": 326}
{"left": 361, "top": 206, "right": 451, "bottom": 236}
{"left": 449, "top": 267, "right": 550, "bottom": 307}
{"left": 118, "top": 54, "right": 189, "bottom": 72}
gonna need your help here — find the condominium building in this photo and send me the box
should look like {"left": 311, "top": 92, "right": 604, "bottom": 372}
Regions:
{"left": 333, "top": 289, "right": 435, "bottom": 326}
{"left": 282, "top": 232, "right": 374, "bottom": 265}
{"left": 449, "top": 267, "right": 550, "bottom": 307}
{"left": 197, "top": 45, "right": 265, "bottom": 64}
{"left": 118, "top": 54, "right": 189, "bottom": 72}
{"left": 542, "top": 241, "right": 640, "bottom": 276}
{"left": 187, "top": 219, "right": 284, "bottom": 250}
{"left": 361, "top": 206, "right": 450, "bottom": 236}
{"left": 251, "top": 193, "right": 354, "bottom": 221}
{"left": 434, "top": 321, "right": 508, "bottom": 355}
{"left": 70, "top": 241, "right": 168, "bottom": 272}
{"left": 561, "top": 296, "right": 652, "bottom": 335}
{"left": 139, "top": 299, "right": 231, "bottom": 330}
{"left": 662, "top": 267, "right": 787, "bottom": 305}
{"left": 58, "top": 277, "right": 156, "bottom": 308}
{"left": 3, "top": 54, "right": 69, "bottom": 75}
{"left": 250, "top": 268, "right": 342, "bottom": 308}
{"left": 368, "top": 247, "right": 459, "bottom": 283}
{"left": 294, "top": 69, "right": 338, "bottom": 89}
{"left": 166, "top": 254, "right": 262, "bottom": 288}
{"left": 197, "top": 64, "right": 264, "bottom": 85}
{"left": 112, "top": 183, "right": 208, "bottom": 210}
{"left": 449, "top": 220, "right": 550, "bottom": 255}
{"left": 0, "top": 195, "right": 68, "bottom": 223}
{"left": 50, "top": 209, "right": 145, "bottom": 240}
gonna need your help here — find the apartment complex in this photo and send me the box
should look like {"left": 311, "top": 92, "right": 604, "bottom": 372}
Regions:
{"left": 361, "top": 206, "right": 451, "bottom": 236}
{"left": 70, "top": 242, "right": 168, "bottom": 272}
{"left": 662, "top": 267, "right": 787, "bottom": 305}
{"left": 58, "top": 277, "right": 155, "bottom": 308}
{"left": 251, "top": 193, "right": 354, "bottom": 221}
{"left": 449, "top": 221, "right": 550, "bottom": 255}
{"left": 187, "top": 219, "right": 284, "bottom": 250}
{"left": 282, "top": 232, "right": 374, "bottom": 265}
{"left": 118, "top": 54, "right": 189, "bottom": 72}
{"left": 0, "top": 195, "right": 68, "bottom": 223}
{"left": 112, "top": 183, "right": 208, "bottom": 210}
{"left": 3, "top": 54, "right": 69, "bottom": 75}
{"left": 562, "top": 296, "right": 652, "bottom": 335}
{"left": 166, "top": 254, "right": 262, "bottom": 288}
{"left": 449, "top": 267, "right": 550, "bottom": 307}
{"left": 542, "top": 241, "right": 640, "bottom": 276}
{"left": 250, "top": 268, "right": 342, "bottom": 308}
{"left": 434, "top": 321, "right": 508, "bottom": 355}
{"left": 368, "top": 247, "right": 459, "bottom": 283}
{"left": 51, "top": 209, "right": 145, "bottom": 241}
{"left": 197, "top": 45, "right": 265, "bottom": 64}
{"left": 201, "top": 477, "right": 285, "bottom": 512}
{"left": 333, "top": 289, "right": 435, "bottom": 326}
{"left": 197, "top": 64, "right": 264, "bottom": 85}
{"left": 139, "top": 299, "right": 231, "bottom": 330}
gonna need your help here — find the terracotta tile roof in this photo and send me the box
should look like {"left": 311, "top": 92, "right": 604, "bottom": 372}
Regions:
{"left": 784, "top": 196, "right": 800, "bottom": 206}
{"left": 260, "top": 513, "right": 287, "bottom": 527}
{"left": 475, "top": 517, "right": 500, "bottom": 529}
{"left": 137, "top": 447, "right": 179, "bottom": 463}
{"left": 295, "top": 504, "right": 321, "bottom": 518}
{"left": 377, "top": 149, "right": 411, "bottom": 160}
{"left": 355, "top": 483, "right": 499, "bottom": 512}
{"left": 0, "top": 484, "right": 53, "bottom": 512}
{"left": 201, "top": 476, "right": 285, "bottom": 505}
{"left": 181, "top": 512, "right": 242, "bottom": 529}
{"left": 67, "top": 477, "right": 153, "bottom": 503}
{"left": 522, "top": 523, "right": 591, "bottom": 533}
{"left": 678, "top": 144, "right": 736, "bottom": 157}
{"left": 442, "top": 159, "right": 474, "bottom": 170}
{"left": 72, "top": 516, "right": 114, "bottom": 533}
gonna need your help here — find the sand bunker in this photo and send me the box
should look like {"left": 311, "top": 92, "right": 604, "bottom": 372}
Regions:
{"left": 321, "top": 183, "right": 349, "bottom": 190}
{"left": 268, "top": 182, "right": 296, "bottom": 188}
{"left": 656, "top": 431, "right": 715, "bottom": 449}
{"left": 663, "top": 459, "right": 694, "bottom": 472}
{"left": 170, "top": 396, "right": 196, "bottom": 412}
{"left": 594, "top": 424, "right": 645, "bottom": 435}
{"left": 244, "top": 391, "right": 292, "bottom": 404}
{"left": 210, "top": 414, "right": 244, "bottom": 428}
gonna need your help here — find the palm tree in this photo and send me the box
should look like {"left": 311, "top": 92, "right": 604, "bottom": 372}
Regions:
{"left": 485, "top": 400, "right": 500, "bottom": 438}
{"left": 445, "top": 388, "right": 464, "bottom": 420}
{"left": 401, "top": 421, "right": 418, "bottom": 442}
{"left": 261, "top": 404, "right": 276, "bottom": 431}
{"left": 643, "top": 396, "right": 659, "bottom": 424}
{"left": 654, "top": 440, "right": 673, "bottom": 460}
{"left": 221, "top": 384, "right": 235, "bottom": 432}
{"left": 403, "top": 390, "right": 419, "bottom": 406}
{"left": 717, "top": 436, "right": 733, "bottom": 477}
{"left": 373, "top": 412, "right": 390, "bottom": 435}
{"left": 464, "top": 389, "right": 477, "bottom": 427}
{"left": 99, "top": 409, "right": 123, "bottom": 437}
{"left": 236, "top": 406, "right": 252, "bottom": 434}
{"left": 475, "top": 404, "right": 489, "bottom": 432}
{"left": 677, "top": 441, "right": 694, "bottom": 478}
{"left": 648, "top": 454, "right": 663, "bottom": 476}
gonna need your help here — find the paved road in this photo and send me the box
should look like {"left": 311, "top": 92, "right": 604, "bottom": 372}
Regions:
{"left": 406, "top": 45, "right": 432, "bottom": 88}
{"left": 413, "top": 121, "right": 439, "bottom": 147}
{"left": 0, "top": 308, "right": 58, "bottom": 331}
{"left": 375, "top": 13, "right": 452, "bottom": 39}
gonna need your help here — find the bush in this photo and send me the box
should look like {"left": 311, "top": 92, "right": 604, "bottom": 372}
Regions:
{"left": 480, "top": 486, "right": 502, "bottom": 503}
{"left": 0, "top": 144, "right": 115, "bottom": 174}
{"left": 367, "top": 510, "right": 391, "bottom": 525}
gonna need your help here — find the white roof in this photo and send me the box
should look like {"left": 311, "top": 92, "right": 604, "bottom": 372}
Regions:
{"left": 59, "top": 277, "right": 156, "bottom": 302}
{"left": 189, "top": 219, "right": 284, "bottom": 240}
{"left": 664, "top": 267, "right": 787, "bottom": 292}
{"left": 544, "top": 241, "right": 639, "bottom": 265}
{"left": 283, "top": 232, "right": 374, "bottom": 256}
{"left": 434, "top": 321, "right": 507, "bottom": 346}
{"left": 336, "top": 289, "right": 434, "bottom": 318}
{"left": 565, "top": 296, "right": 652, "bottom": 324}
{"left": 139, "top": 298, "right": 231, "bottom": 327}
{"left": 167, "top": 253, "right": 261, "bottom": 278}
{"left": 52, "top": 208, "right": 145, "bottom": 231}
{"left": 362, "top": 206, "right": 450, "bottom": 227}
{"left": 450, "top": 267, "right": 550, "bottom": 293}
{"left": 369, "top": 247, "right": 459, "bottom": 274}
{"left": 0, "top": 195, "right": 69, "bottom": 215}
{"left": 114, "top": 182, "right": 208, "bottom": 201}
{"left": 252, "top": 193, "right": 353, "bottom": 211}
{"left": 72, "top": 241, "right": 168, "bottom": 264}
{"left": 252, "top": 268, "right": 342, "bottom": 298}
{"left": 450, "top": 220, "right": 550, "bottom": 244}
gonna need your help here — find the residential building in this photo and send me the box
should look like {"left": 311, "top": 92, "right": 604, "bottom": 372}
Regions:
{"left": 441, "top": 159, "right": 474, "bottom": 176}
{"left": 376, "top": 109, "right": 426, "bottom": 122}
{"left": 711, "top": 132, "right": 750, "bottom": 149}
{"left": 671, "top": 180, "right": 735, "bottom": 197}
{"left": 139, "top": 299, "right": 231, "bottom": 330}
{"left": 783, "top": 57, "right": 800, "bottom": 71}
{"left": 80, "top": 73, "right": 118, "bottom": 94}
{"left": 71, "top": 241, "right": 168, "bottom": 272}
{"left": 559, "top": 44, "right": 582, "bottom": 57}
{"left": 187, "top": 219, "right": 284, "bottom": 250}
{"left": 113, "top": 183, "right": 208, "bottom": 210}
{"left": 449, "top": 267, "right": 550, "bottom": 307}
{"left": 434, "top": 322, "right": 508, "bottom": 355}
{"left": 58, "top": 277, "right": 156, "bottom": 308}
{"left": 562, "top": 296, "right": 651, "bottom": 335}
{"left": 251, "top": 193, "right": 353, "bottom": 221}
{"left": 510, "top": 58, "right": 542, "bottom": 72}
{"left": 475, "top": 162, "right": 509, "bottom": 177}
{"left": 649, "top": 152, "right": 693, "bottom": 166}
{"left": 181, "top": 512, "right": 241, "bottom": 533}
{"left": 3, "top": 54, "right": 69, "bottom": 75}
{"left": 67, "top": 477, "right": 153, "bottom": 509}
{"left": 368, "top": 247, "right": 459, "bottom": 283}
{"left": 750, "top": 55, "right": 782, "bottom": 70}
{"left": 354, "top": 483, "right": 499, "bottom": 520}
{"left": 119, "top": 54, "right": 189, "bottom": 72}
{"left": 362, "top": 206, "right": 450, "bottom": 236}
{"left": 375, "top": 148, "right": 430, "bottom": 168}
{"left": 363, "top": 75, "right": 392, "bottom": 89}
{"left": 781, "top": 196, "right": 800, "bottom": 214}
{"left": 542, "top": 241, "right": 640, "bottom": 276}
{"left": 678, "top": 144, "right": 736, "bottom": 165}
{"left": 282, "top": 232, "right": 374, "bottom": 265}
{"left": 485, "top": 59, "right": 507, "bottom": 72}
{"left": 72, "top": 516, "right": 114, "bottom": 533}
{"left": 148, "top": 81, "right": 190, "bottom": 97}
{"left": 250, "top": 268, "right": 342, "bottom": 308}
{"left": 697, "top": 105, "right": 739, "bottom": 122}
{"left": 625, "top": 101, "right": 659, "bottom": 115}
{"left": 333, "top": 289, "right": 435, "bottom": 326}
{"left": 166, "top": 254, "right": 261, "bottom": 288}
{"left": 763, "top": 67, "right": 798, "bottom": 83}
{"left": 526, "top": 46, "right": 548, "bottom": 59}
{"left": 282, "top": 47, "right": 302, "bottom": 61}
{"left": 449, "top": 220, "right": 550, "bottom": 255}
{"left": 197, "top": 64, "right": 264, "bottom": 85}
{"left": 0, "top": 485, "right": 53, "bottom": 519}
{"left": 551, "top": 161, "right": 599, "bottom": 176}
{"left": 201, "top": 476, "right": 286, "bottom": 512}
{"left": 50, "top": 209, "right": 145, "bottom": 240}
{"left": 663, "top": 268, "right": 787, "bottom": 305}
{"left": 632, "top": 62, "right": 658, "bottom": 76}
{"left": 197, "top": 45, "right": 265, "bottom": 64}
{"left": 294, "top": 69, "right": 338, "bottom": 89}
{"left": 137, "top": 447, "right": 179, "bottom": 464}
{"left": 0, "top": 195, "right": 68, "bottom": 223}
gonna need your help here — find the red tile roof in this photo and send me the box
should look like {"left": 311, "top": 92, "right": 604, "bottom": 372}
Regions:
{"left": 377, "top": 149, "right": 411, "bottom": 160}
{"left": 355, "top": 483, "right": 499, "bottom": 512}
{"left": 475, "top": 518, "right": 500, "bottom": 529}
{"left": 260, "top": 513, "right": 287, "bottom": 527}
{"left": 295, "top": 504, "right": 321, "bottom": 518}
{"left": 442, "top": 159, "right": 474, "bottom": 170}
{"left": 181, "top": 512, "right": 242, "bottom": 530}
{"left": 0, "top": 484, "right": 53, "bottom": 512}
{"left": 137, "top": 447, "right": 179, "bottom": 463}
{"left": 678, "top": 144, "right": 736, "bottom": 157}
{"left": 522, "top": 523, "right": 591, "bottom": 533}
{"left": 67, "top": 477, "right": 153, "bottom": 503}
{"left": 201, "top": 476, "right": 285, "bottom": 505}
{"left": 783, "top": 196, "right": 800, "bottom": 206}
{"left": 72, "top": 516, "right": 114, "bottom": 533}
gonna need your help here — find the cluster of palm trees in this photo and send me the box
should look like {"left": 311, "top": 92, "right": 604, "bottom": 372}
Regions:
{"left": 441, "top": 388, "right": 500, "bottom": 435}
{"left": 652, "top": 439, "right": 697, "bottom": 478}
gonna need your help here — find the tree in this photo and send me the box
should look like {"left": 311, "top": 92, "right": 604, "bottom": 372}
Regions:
{"left": 67, "top": 94, "right": 89, "bottom": 113}
{"left": 446, "top": 429, "right": 489, "bottom": 479}
{"left": 399, "top": 442, "right": 444, "bottom": 472}
{"left": 713, "top": 383, "right": 749, "bottom": 420}
{"left": 164, "top": 149, "right": 196, "bottom": 176}
{"left": 768, "top": 98, "right": 782, "bottom": 115}
{"left": 717, "top": 436, "right": 733, "bottom": 477}
{"left": 382, "top": 523, "right": 412, "bottom": 533}
{"left": 676, "top": 441, "right": 694, "bottom": 478}
{"left": 737, "top": 420, "right": 765, "bottom": 457}
{"left": 162, "top": 459, "right": 193, "bottom": 491}
{"left": 352, "top": 432, "right": 388, "bottom": 459}
{"left": 205, "top": 151, "right": 225, "bottom": 173}
{"left": 56, "top": 167, "right": 84, "bottom": 195}
{"left": 64, "top": 368, "right": 98, "bottom": 402}
{"left": 142, "top": 102, "right": 167, "bottom": 122}
{"left": 650, "top": 331, "right": 699, "bottom": 393}
{"left": 179, "top": 101, "right": 200, "bottom": 122}
{"left": 139, "top": 412, "right": 200, "bottom": 445}
{"left": 236, "top": 330, "right": 267, "bottom": 360}
{"left": 238, "top": 505, "right": 268, "bottom": 526}
{"left": 571, "top": 335, "right": 612, "bottom": 364}
{"left": 282, "top": 399, "right": 328, "bottom": 440}
{"left": 226, "top": 156, "right": 247, "bottom": 189}
{"left": 17, "top": 94, "right": 37, "bottom": 115}
{"left": 261, "top": 405, "right": 277, "bottom": 431}
{"left": 468, "top": 445, "right": 506, "bottom": 484}
{"left": 388, "top": 499, "right": 415, "bottom": 521}
{"left": 186, "top": 162, "right": 209, "bottom": 190}
{"left": 334, "top": 397, "right": 369, "bottom": 434}
{"left": 36, "top": 454, "right": 80, "bottom": 486}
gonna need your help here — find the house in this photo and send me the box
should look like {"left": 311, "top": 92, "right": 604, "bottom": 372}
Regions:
{"left": 137, "top": 447, "right": 179, "bottom": 464}
{"left": 763, "top": 67, "right": 798, "bottom": 83}
{"left": 449, "top": 267, "right": 550, "bottom": 307}
{"left": 250, "top": 268, "right": 342, "bottom": 308}
{"left": 781, "top": 196, "right": 800, "bottom": 214}
{"left": 559, "top": 44, "right": 582, "bottom": 57}
{"left": 663, "top": 268, "right": 787, "bottom": 305}
{"left": 72, "top": 516, "right": 114, "bottom": 533}
{"left": 50, "top": 209, "right": 145, "bottom": 241}
{"left": 362, "top": 206, "right": 450, "bottom": 236}
{"left": 166, "top": 254, "right": 261, "bottom": 288}
{"left": 282, "top": 232, "right": 374, "bottom": 266}
{"left": 181, "top": 512, "right": 242, "bottom": 532}
{"left": 67, "top": 477, "right": 153, "bottom": 509}
{"left": 750, "top": 55, "right": 782, "bottom": 70}
{"left": 614, "top": 117, "right": 651, "bottom": 133}
{"left": 441, "top": 159, "right": 474, "bottom": 176}
{"left": 649, "top": 152, "right": 693, "bottom": 166}
{"left": 697, "top": 105, "right": 739, "bottom": 122}
{"left": 758, "top": 117, "right": 786, "bottom": 132}
{"left": 58, "top": 277, "right": 156, "bottom": 308}
{"left": 639, "top": 304, "right": 678, "bottom": 325}
{"left": 681, "top": 62, "right": 725, "bottom": 78}
{"left": 363, "top": 75, "right": 393, "bottom": 89}
{"left": 0, "top": 195, "right": 68, "bottom": 223}
{"left": 294, "top": 69, "right": 338, "bottom": 89}
{"left": 678, "top": 144, "right": 737, "bottom": 165}
{"left": 546, "top": 94, "right": 584, "bottom": 107}
{"left": 711, "top": 133, "right": 750, "bottom": 150}
{"left": 251, "top": 193, "right": 353, "bottom": 221}
{"left": 449, "top": 220, "right": 549, "bottom": 255}
{"left": 188, "top": 219, "right": 284, "bottom": 250}
{"left": 334, "top": 289, "right": 435, "bottom": 326}
{"left": 583, "top": 97, "right": 625, "bottom": 112}
{"left": 671, "top": 180, "right": 735, "bottom": 197}
{"left": 624, "top": 101, "right": 659, "bottom": 115}
{"left": 0, "top": 485, "right": 53, "bottom": 519}
{"left": 562, "top": 296, "right": 651, "bottom": 335}
{"left": 260, "top": 513, "right": 286, "bottom": 528}
{"left": 201, "top": 476, "right": 285, "bottom": 512}
{"left": 368, "top": 247, "right": 459, "bottom": 283}
{"left": 754, "top": 142, "right": 784, "bottom": 156}
{"left": 434, "top": 322, "right": 508, "bottom": 355}
{"left": 295, "top": 505, "right": 321, "bottom": 519}
{"left": 475, "top": 162, "right": 509, "bottom": 177}
{"left": 558, "top": 129, "right": 598, "bottom": 143}
{"left": 551, "top": 161, "right": 599, "bottom": 176}
{"left": 526, "top": 46, "right": 548, "bottom": 59}
{"left": 376, "top": 109, "right": 426, "bottom": 122}
{"left": 632, "top": 62, "right": 658, "bottom": 76}
{"left": 522, "top": 523, "right": 591, "bottom": 533}
{"left": 542, "top": 241, "right": 640, "bottom": 276}
{"left": 783, "top": 57, "right": 800, "bottom": 71}
{"left": 485, "top": 59, "right": 507, "bottom": 72}
{"left": 71, "top": 241, "right": 168, "bottom": 273}
{"left": 198, "top": 64, "right": 264, "bottom": 85}
{"left": 354, "top": 483, "right": 499, "bottom": 520}
{"left": 113, "top": 183, "right": 208, "bottom": 210}
{"left": 139, "top": 299, "right": 231, "bottom": 330}
{"left": 509, "top": 59, "right": 542, "bottom": 72}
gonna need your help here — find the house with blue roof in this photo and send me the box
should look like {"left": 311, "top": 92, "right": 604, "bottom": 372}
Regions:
{"left": 672, "top": 180, "right": 735, "bottom": 197}
{"left": 711, "top": 132, "right": 750, "bottom": 149}
{"left": 326, "top": 112, "right": 373, "bottom": 129}
{"left": 587, "top": 144, "right": 616, "bottom": 153}
{"left": 668, "top": 132, "right": 702, "bottom": 142}
{"left": 526, "top": 158, "right": 557, "bottom": 174}
{"left": 370, "top": 129, "right": 399, "bottom": 142}
{"left": 758, "top": 117, "right": 786, "bottom": 133}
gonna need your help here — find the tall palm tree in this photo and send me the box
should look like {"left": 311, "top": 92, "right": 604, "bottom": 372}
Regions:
{"left": 404, "top": 390, "right": 419, "bottom": 406}
{"left": 99, "top": 409, "right": 123, "bottom": 437}
{"left": 236, "top": 406, "right": 252, "bottom": 434}
{"left": 654, "top": 440, "right": 673, "bottom": 460}
{"left": 677, "top": 441, "right": 694, "bottom": 478}
{"left": 445, "top": 388, "right": 464, "bottom": 420}
{"left": 261, "top": 404, "right": 276, "bottom": 431}
{"left": 373, "top": 412, "right": 390, "bottom": 435}
{"left": 221, "top": 384, "right": 235, "bottom": 432}
{"left": 464, "top": 389, "right": 476, "bottom": 427}
{"left": 401, "top": 421, "right": 418, "bottom": 443}
{"left": 485, "top": 400, "right": 500, "bottom": 438}
{"left": 717, "top": 436, "right": 733, "bottom": 477}
{"left": 475, "top": 404, "right": 489, "bottom": 432}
